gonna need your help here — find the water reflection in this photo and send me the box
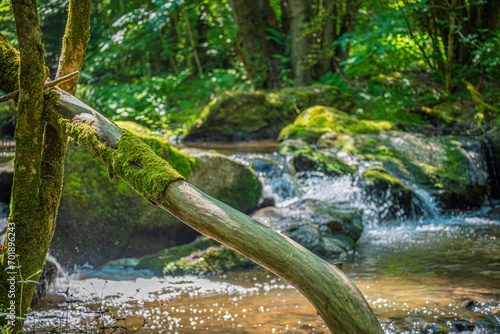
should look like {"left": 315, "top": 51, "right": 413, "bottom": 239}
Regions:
{"left": 29, "top": 215, "right": 500, "bottom": 333}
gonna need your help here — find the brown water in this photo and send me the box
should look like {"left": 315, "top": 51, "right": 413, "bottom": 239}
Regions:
{"left": 29, "top": 215, "right": 500, "bottom": 333}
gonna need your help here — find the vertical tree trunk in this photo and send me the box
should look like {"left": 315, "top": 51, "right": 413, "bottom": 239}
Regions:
{"left": 320, "top": 0, "right": 336, "bottom": 75}
{"left": 445, "top": 0, "right": 457, "bottom": 94}
{"left": 0, "top": 2, "right": 46, "bottom": 331}
{"left": 0, "top": 0, "right": 91, "bottom": 331}
{"left": 182, "top": 5, "right": 203, "bottom": 76}
{"left": 289, "top": 0, "right": 311, "bottom": 85}
{"left": 230, "top": 0, "right": 282, "bottom": 88}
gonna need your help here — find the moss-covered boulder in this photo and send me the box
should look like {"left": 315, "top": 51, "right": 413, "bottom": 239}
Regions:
{"left": 324, "top": 130, "right": 488, "bottom": 210}
{"left": 52, "top": 122, "right": 262, "bottom": 267}
{"left": 163, "top": 243, "right": 253, "bottom": 276}
{"left": 187, "top": 151, "right": 262, "bottom": 214}
{"left": 278, "top": 105, "right": 394, "bottom": 143}
{"left": 252, "top": 199, "right": 363, "bottom": 257}
{"left": 135, "top": 236, "right": 252, "bottom": 276}
{"left": 278, "top": 139, "right": 356, "bottom": 175}
{"left": 183, "top": 86, "right": 353, "bottom": 142}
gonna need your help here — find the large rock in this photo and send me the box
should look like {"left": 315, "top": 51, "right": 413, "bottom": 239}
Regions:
{"left": 187, "top": 151, "right": 262, "bottom": 214}
{"left": 321, "top": 130, "right": 489, "bottom": 210}
{"left": 183, "top": 86, "right": 353, "bottom": 142}
{"left": 252, "top": 199, "right": 363, "bottom": 257}
{"left": 52, "top": 122, "right": 262, "bottom": 267}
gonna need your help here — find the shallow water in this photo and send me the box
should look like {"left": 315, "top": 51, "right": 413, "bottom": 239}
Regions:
{"left": 28, "top": 215, "right": 500, "bottom": 333}
{"left": 27, "top": 150, "right": 500, "bottom": 333}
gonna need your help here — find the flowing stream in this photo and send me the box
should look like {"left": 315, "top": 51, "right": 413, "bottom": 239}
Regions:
{"left": 26, "top": 148, "right": 500, "bottom": 333}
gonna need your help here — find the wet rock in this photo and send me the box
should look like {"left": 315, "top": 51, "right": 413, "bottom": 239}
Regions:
{"left": 419, "top": 322, "right": 449, "bottom": 333}
{"left": 252, "top": 199, "right": 363, "bottom": 257}
{"left": 183, "top": 86, "right": 352, "bottom": 142}
{"left": 257, "top": 197, "right": 276, "bottom": 209}
{"left": 278, "top": 139, "right": 356, "bottom": 176}
{"left": 318, "top": 130, "right": 488, "bottom": 211}
{"left": 462, "top": 300, "right": 476, "bottom": 309}
{"left": 357, "top": 131, "right": 488, "bottom": 210}
{"left": 163, "top": 244, "right": 253, "bottom": 276}
{"left": 362, "top": 165, "right": 422, "bottom": 220}
{"left": 247, "top": 156, "right": 301, "bottom": 204}
{"left": 446, "top": 320, "right": 474, "bottom": 332}
{"left": 135, "top": 236, "right": 253, "bottom": 276}
{"left": 31, "top": 259, "right": 58, "bottom": 308}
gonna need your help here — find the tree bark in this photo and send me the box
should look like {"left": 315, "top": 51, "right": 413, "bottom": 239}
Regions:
{"left": 182, "top": 5, "right": 204, "bottom": 76}
{"left": 289, "top": 0, "right": 311, "bottom": 85}
{"left": 0, "top": 0, "right": 91, "bottom": 331}
{"left": 0, "top": 1, "right": 46, "bottom": 332}
{"left": 230, "top": 0, "right": 282, "bottom": 88}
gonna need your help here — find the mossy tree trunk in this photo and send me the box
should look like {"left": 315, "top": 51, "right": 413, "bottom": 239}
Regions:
{"left": 0, "top": 0, "right": 91, "bottom": 332}
{"left": 0, "top": 1, "right": 46, "bottom": 331}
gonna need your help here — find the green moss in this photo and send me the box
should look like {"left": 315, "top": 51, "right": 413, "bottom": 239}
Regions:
{"left": 163, "top": 244, "right": 253, "bottom": 276}
{"left": 183, "top": 85, "right": 354, "bottom": 141}
{"left": 116, "top": 120, "right": 196, "bottom": 178}
{"left": 362, "top": 165, "right": 407, "bottom": 189}
{"left": 60, "top": 119, "right": 184, "bottom": 197}
{"left": 0, "top": 33, "right": 20, "bottom": 94}
{"left": 463, "top": 80, "right": 499, "bottom": 114}
{"left": 278, "top": 105, "right": 394, "bottom": 143}
{"left": 135, "top": 237, "right": 218, "bottom": 274}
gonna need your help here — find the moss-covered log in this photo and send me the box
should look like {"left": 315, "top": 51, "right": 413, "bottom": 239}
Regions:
{"left": 44, "top": 88, "right": 383, "bottom": 334}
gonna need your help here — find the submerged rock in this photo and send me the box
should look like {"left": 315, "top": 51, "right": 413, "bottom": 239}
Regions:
{"left": 252, "top": 199, "right": 363, "bottom": 257}
{"left": 183, "top": 86, "right": 353, "bottom": 142}
{"left": 52, "top": 121, "right": 262, "bottom": 267}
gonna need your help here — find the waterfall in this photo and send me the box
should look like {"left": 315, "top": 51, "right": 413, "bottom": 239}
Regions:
{"left": 482, "top": 139, "right": 500, "bottom": 200}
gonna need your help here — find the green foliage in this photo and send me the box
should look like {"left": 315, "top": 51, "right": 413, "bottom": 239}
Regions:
{"left": 78, "top": 69, "right": 252, "bottom": 135}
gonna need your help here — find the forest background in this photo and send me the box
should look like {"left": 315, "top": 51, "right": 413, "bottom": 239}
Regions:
{"left": 1, "top": 0, "right": 499, "bottom": 137}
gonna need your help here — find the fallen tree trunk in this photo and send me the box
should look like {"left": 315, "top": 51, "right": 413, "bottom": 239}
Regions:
{"left": 46, "top": 88, "right": 383, "bottom": 334}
